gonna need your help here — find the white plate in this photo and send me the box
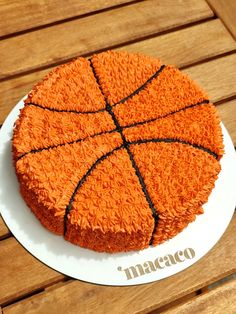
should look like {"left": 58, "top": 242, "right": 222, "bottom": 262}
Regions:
{"left": 0, "top": 98, "right": 236, "bottom": 286}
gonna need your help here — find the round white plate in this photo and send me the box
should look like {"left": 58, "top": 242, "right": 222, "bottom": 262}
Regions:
{"left": 0, "top": 98, "right": 236, "bottom": 286}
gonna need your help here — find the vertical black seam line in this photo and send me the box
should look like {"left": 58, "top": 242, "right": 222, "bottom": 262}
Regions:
{"left": 63, "top": 145, "right": 124, "bottom": 235}
{"left": 111, "top": 65, "right": 166, "bottom": 107}
{"left": 122, "top": 99, "right": 210, "bottom": 130}
{"left": 16, "top": 128, "right": 117, "bottom": 161}
{"left": 128, "top": 138, "right": 218, "bottom": 159}
{"left": 26, "top": 102, "right": 106, "bottom": 115}
{"left": 89, "top": 59, "right": 159, "bottom": 245}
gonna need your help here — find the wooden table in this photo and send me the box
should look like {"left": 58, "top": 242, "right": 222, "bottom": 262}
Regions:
{"left": 1, "top": 1, "right": 236, "bottom": 313}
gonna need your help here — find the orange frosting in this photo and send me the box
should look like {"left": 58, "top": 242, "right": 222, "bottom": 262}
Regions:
{"left": 13, "top": 50, "right": 223, "bottom": 253}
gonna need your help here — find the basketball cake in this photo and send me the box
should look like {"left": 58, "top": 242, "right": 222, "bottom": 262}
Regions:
{"left": 12, "top": 51, "right": 224, "bottom": 253}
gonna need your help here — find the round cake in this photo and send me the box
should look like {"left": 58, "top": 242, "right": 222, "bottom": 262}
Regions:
{"left": 12, "top": 50, "right": 223, "bottom": 253}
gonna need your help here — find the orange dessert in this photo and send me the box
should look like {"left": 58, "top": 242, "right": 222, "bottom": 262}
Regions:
{"left": 12, "top": 51, "right": 223, "bottom": 253}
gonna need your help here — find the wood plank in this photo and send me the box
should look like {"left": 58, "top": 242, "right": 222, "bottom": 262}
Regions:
{"left": 2, "top": 214, "right": 236, "bottom": 313}
{"left": 0, "top": 237, "right": 64, "bottom": 306}
{"left": 0, "top": 217, "right": 10, "bottom": 239}
{"left": 162, "top": 278, "right": 236, "bottom": 313}
{"left": 184, "top": 53, "right": 236, "bottom": 103}
{"left": 120, "top": 19, "right": 236, "bottom": 68}
{"left": 207, "top": 0, "right": 236, "bottom": 39}
{"left": 0, "top": 0, "right": 135, "bottom": 37}
{"left": 149, "top": 292, "right": 198, "bottom": 314}
{"left": 0, "top": 0, "right": 213, "bottom": 79}
{"left": 1, "top": 20, "right": 235, "bottom": 125}
{"left": 217, "top": 100, "right": 236, "bottom": 146}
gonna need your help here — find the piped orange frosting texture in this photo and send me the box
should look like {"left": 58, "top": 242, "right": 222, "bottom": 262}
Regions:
{"left": 123, "top": 103, "right": 224, "bottom": 158}
{"left": 112, "top": 65, "right": 209, "bottom": 127}
{"left": 66, "top": 149, "right": 154, "bottom": 252}
{"left": 13, "top": 50, "right": 224, "bottom": 253}
{"left": 25, "top": 58, "right": 106, "bottom": 112}
{"left": 13, "top": 104, "right": 115, "bottom": 159}
{"left": 91, "top": 50, "right": 162, "bottom": 104}
{"left": 16, "top": 132, "right": 123, "bottom": 233}
{"left": 129, "top": 142, "right": 221, "bottom": 244}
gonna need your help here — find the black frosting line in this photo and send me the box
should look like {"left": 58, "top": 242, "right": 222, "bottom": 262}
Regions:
{"left": 17, "top": 129, "right": 117, "bottom": 160}
{"left": 128, "top": 138, "right": 218, "bottom": 159}
{"left": 18, "top": 99, "right": 210, "bottom": 161}
{"left": 89, "top": 59, "right": 159, "bottom": 245}
{"left": 111, "top": 65, "right": 166, "bottom": 107}
{"left": 63, "top": 145, "right": 124, "bottom": 234}
{"left": 112, "top": 64, "right": 166, "bottom": 107}
{"left": 27, "top": 102, "right": 106, "bottom": 115}
{"left": 122, "top": 99, "right": 210, "bottom": 130}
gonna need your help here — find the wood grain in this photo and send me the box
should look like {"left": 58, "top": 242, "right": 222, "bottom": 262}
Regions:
{"left": 184, "top": 53, "right": 236, "bottom": 103}
{"left": 207, "top": 0, "right": 236, "bottom": 39}
{"left": 0, "top": 238, "right": 64, "bottom": 306}
{"left": 0, "top": 0, "right": 135, "bottom": 37}
{"left": 120, "top": 19, "right": 236, "bottom": 67}
{"left": 150, "top": 292, "right": 198, "bottom": 314}
{"left": 162, "top": 278, "right": 236, "bottom": 314}
{"left": 0, "top": 0, "right": 213, "bottom": 79}
{"left": 2, "top": 214, "right": 236, "bottom": 313}
{"left": 1, "top": 20, "right": 235, "bottom": 125}
{"left": 0, "top": 217, "right": 10, "bottom": 239}
{"left": 217, "top": 99, "right": 236, "bottom": 146}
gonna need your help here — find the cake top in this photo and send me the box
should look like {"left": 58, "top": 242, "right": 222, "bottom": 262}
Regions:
{"left": 13, "top": 51, "right": 223, "bottom": 251}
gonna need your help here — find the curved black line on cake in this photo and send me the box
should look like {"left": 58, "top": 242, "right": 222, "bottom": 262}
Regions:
{"left": 62, "top": 137, "right": 219, "bottom": 209}
{"left": 128, "top": 138, "right": 218, "bottom": 159}
{"left": 26, "top": 65, "right": 165, "bottom": 115}
{"left": 62, "top": 135, "right": 218, "bottom": 239}
{"left": 63, "top": 144, "right": 124, "bottom": 234}
{"left": 123, "top": 99, "right": 210, "bottom": 129}
{"left": 18, "top": 99, "right": 211, "bottom": 161}
{"left": 90, "top": 59, "right": 160, "bottom": 243}
{"left": 13, "top": 51, "right": 223, "bottom": 253}
{"left": 105, "top": 102, "right": 159, "bottom": 241}
{"left": 17, "top": 129, "right": 117, "bottom": 160}
{"left": 111, "top": 65, "right": 166, "bottom": 106}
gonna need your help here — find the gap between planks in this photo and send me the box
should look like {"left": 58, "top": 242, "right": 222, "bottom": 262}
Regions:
{"left": 1, "top": 55, "right": 236, "bottom": 139}
{"left": 0, "top": 16, "right": 216, "bottom": 83}
{"left": 0, "top": 17, "right": 220, "bottom": 84}
{"left": 1, "top": 214, "right": 236, "bottom": 312}
{"left": 0, "top": 217, "right": 11, "bottom": 240}
{"left": 0, "top": 0, "right": 143, "bottom": 40}
{"left": 207, "top": 0, "right": 236, "bottom": 40}
{"left": 1, "top": 18, "right": 236, "bottom": 125}
{"left": 0, "top": 0, "right": 214, "bottom": 79}
{"left": 161, "top": 276, "right": 236, "bottom": 314}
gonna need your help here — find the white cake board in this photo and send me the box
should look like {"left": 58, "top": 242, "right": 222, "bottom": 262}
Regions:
{"left": 0, "top": 98, "right": 236, "bottom": 286}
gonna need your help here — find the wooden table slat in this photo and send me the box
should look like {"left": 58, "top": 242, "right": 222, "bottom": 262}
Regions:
{"left": 1, "top": 53, "right": 236, "bottom": 127}
{"left": 1, "top": 20, "right": 235, "bottom": 125}
{"left": 0, "top": 217, "right": 10, "bottom": 239}
{"left": 162, "top": 277, "right": 236, "bottom": 314}
{"left": 0, "top": 0, "right": 135, "bottom": 38}
{"left": 0, "top": 238, "right": 64, "bottom": 305}
{"left": 207, "top": 0, "right": 236, "bottom": 39}
{"left": 121, "top": 19, "right": 236, "bottom": 68}
{"left": 184, "top": 53, "right": 236, "bottom": 103}
{"left": 217, "top": 99, "right": 236, "bottom": 146}
{"left": 1, "top": 214, "right": 236, "bottom": 313}
{"left": 0, "top": 0, "right": 213, "bottom": 79}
